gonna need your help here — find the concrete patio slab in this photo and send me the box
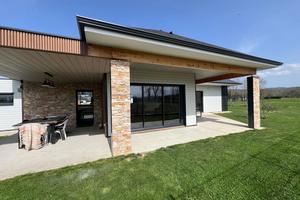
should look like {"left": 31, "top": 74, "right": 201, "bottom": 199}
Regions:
{"left": 0, "top": 128, "right": 111, "bottom": 180}
{"left": 0, "top": 114, "right": 250, "bottom": 180}
{"left": 132, "top": 113, "right": 251, "bottom": 154}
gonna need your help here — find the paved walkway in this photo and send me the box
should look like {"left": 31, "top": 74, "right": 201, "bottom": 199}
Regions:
{"left": 132, "top": 113, "right": 250, "bottom": 153}
{"left": 0, "top": 113, "right": 250, "bottom": 180}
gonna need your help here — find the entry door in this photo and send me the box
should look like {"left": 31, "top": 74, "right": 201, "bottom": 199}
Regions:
{"left": 76, "top": 90, "right": 94, "bottom": 127}
{"left": 196, "top": 91, "right": 203, "bottom": 113}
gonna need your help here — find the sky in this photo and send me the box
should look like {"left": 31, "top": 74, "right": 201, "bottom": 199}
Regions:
{"left": 0, "top": 0, "right": 299, "bottom": 88}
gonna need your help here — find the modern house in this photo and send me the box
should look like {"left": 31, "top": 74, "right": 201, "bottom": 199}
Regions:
{"left": 0, "top": 16, "right": 282, "bottom": 156}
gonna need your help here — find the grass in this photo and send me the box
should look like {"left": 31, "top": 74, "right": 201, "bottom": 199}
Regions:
{"left": 0, "top": 99, "right": 299, "bottom": 199}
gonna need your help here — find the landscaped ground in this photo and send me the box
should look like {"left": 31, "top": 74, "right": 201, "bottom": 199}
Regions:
{"left": 0, "top": 99, "right": 299, "bottom": 199}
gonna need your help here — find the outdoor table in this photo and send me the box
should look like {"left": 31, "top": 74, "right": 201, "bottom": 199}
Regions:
{"left": 14, "top": 116, "right": 67, "bottom": 145}
{"left": 14, "top": 116, "right": 67, "bottom": 127}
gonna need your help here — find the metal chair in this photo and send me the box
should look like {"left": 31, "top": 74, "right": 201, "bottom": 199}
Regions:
{"left": 55, "top": 119, "right": 68, "bottom": 140}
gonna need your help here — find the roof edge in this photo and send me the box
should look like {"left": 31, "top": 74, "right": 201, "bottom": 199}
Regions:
{"left": 76, "top": 15, "right": 283, "bottom": 66}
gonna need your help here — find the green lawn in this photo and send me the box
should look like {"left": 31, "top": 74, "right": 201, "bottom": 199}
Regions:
{"left": 0, "top": 99, "right": 299, "bottom": 199}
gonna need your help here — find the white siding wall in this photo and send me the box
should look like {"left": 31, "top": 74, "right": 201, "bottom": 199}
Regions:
{"left": 0, "top": 80, "right": 22, "bottom": 130}
{"left": 131, "top": 67, "right": 196, "bottom": 126}
{"left": 196, "top": 85, "right": 222, "bottom": 112}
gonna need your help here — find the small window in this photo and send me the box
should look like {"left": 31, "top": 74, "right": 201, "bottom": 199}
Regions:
{"left": 77, "top": 91, "right": 93, "bottom": 106}
{"left": 0, "top": 93, "right": 14, "bottom": 106}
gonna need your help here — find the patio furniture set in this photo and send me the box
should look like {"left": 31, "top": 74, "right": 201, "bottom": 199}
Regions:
{"left": 14, "top": 116, "right": 68, "bottom": 150}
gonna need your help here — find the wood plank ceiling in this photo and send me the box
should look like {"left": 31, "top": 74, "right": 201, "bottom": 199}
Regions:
{"left": 0, "top": 47, "right": 110, "bottom": 83}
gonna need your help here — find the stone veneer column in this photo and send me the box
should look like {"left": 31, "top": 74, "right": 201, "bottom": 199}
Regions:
{"left": 247, "top": 75, "right": 261, "bottom": 129}
{"left": 110, "top": 60, "right": 132, "bottom": 156}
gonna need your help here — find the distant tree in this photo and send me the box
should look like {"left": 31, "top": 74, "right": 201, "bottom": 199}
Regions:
{"left": 228, "top": 84, "right": 240, "bottom": 101}
{"left": 260, "top": 77, "right": 275, "bottom": 118}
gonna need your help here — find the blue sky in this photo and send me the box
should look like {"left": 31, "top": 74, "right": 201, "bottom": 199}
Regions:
{"left": 0, "top": 0, "right": 299, "bottom": 88}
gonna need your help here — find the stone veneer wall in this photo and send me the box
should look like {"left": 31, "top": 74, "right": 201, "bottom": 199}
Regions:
{"left": 23, "top": 81, "right": 103, "bottom": 130}
{"left": 110, "top": 60, "right": 132, "bottom": 156}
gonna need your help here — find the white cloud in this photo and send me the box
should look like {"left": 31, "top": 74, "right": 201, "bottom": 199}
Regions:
{"left": 237, "top": 35, "right": 268, "bottom": 54}
{"left": 237, "top": 39, "right": 260, "bottom": 54}
{"left": 258, "top": 63, "right": 300, "bottom": 77}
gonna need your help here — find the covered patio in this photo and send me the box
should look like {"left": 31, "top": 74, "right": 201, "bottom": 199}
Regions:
{"left": 0, "top": 113, "right": 249, "bottom": 180}
{"left": 0, "top": 28, "right": 113, "bottom": 152}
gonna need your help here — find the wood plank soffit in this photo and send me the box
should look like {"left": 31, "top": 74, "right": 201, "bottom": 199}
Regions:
{"left": 87, "top": 44, "right": 257, "bottom": 75}
{"left": 195, "top": 73, "right": 248, "bottom": 84}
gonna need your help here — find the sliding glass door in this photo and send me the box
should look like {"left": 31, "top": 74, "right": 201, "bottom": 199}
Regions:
{"left": 131, "top": 85, "right": 143, "bottom": 130}
{"left": 144, "top": 85, "right": 163, "bottom": 128}
{"left": 130, "top": 84, "right": 185, "bottom": 131}
{"left": 163, "top": 86, "right": 181, "bottom": 126}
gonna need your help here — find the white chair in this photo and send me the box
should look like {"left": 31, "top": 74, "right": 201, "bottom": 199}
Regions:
{"left": 55, "top": 119, "right": 68, "bottom": 140}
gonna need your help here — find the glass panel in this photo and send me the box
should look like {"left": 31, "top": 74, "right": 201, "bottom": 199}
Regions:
{"left": 76, "top": 91, "right": 94, "bottom": 127}
{"left": 130, "top": 86, "right": 143, "bottom": 115}
{"left": 164, "top": 86, "right": 180, "bottom": 126}
{"left": 143, "top": 85, "right": 163, "bottom": 128}
{"left": 77, "top": 91, "right": 93, "bottom": 105}
{"left": 130, "top": 84, "right": 185, "bottom": 130}
{"left": 196, "top": 91, "right": 203, "bottom": 112}
{"left": 164, "top": 114, "right": 180, "bottom": 126}
{"left": 131, "top": 85, "right": 143, "bottom": 129}
{"left": 0, "top": 93, "right": 14, "bottom": 106}
{"left": 144, "top": 114, "right": 163, "bottom": 128}
{"left": 131, "top": 115, "right": 143, "bottom": 130}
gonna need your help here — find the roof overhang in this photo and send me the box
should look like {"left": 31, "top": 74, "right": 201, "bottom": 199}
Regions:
{"left": 77, "top": 16, "right": 282, "bottom": 70}
{"left": 0, "top": 47, "right": 110, "bottom": 83}
{"left": 198, "top": 82, "right": 241, "bottom": 86}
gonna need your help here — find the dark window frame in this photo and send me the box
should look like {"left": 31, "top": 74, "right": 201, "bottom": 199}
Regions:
{"left": 130, "top": 83, "right": 186, "bottom": 131}
{"left": 0, "top": 93, "right": 14, "bottom": 106}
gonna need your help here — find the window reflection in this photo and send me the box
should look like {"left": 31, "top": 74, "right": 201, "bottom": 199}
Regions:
{"left": 131, "top": 86, "right": 143, "bottom": 129}
{"left": 77, "top": 91, "right": 92, "bottom": 105}
{"left": 130, "top": 84, "right": 184, "bottom": 130}
{"left": 144, "top": 85, "right": 163, "bottom": 128}
{"left": 164, "top": 86, "right": 180, "bottom": 126}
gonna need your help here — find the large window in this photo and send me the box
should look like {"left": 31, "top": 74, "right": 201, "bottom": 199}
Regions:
{"left": 130, "top": 84, "right": 185, "bottom": 130}
{"left": 0, "top": 93, "right": 14, "bottom": 106}
{"left": 131, "top": 85, "right": 143, "bottom": 129}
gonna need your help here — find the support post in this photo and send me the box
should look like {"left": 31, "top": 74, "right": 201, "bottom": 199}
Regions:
{"left": 247, "top": 76, "right": 261, "bottom": 129}
{"left": 110, "top": 60, "right": 132, "bottom": 156}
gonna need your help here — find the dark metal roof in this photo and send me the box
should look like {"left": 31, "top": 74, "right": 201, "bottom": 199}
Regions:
{"left": 77, "top": 16, "right": 282, "bottom": 66}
